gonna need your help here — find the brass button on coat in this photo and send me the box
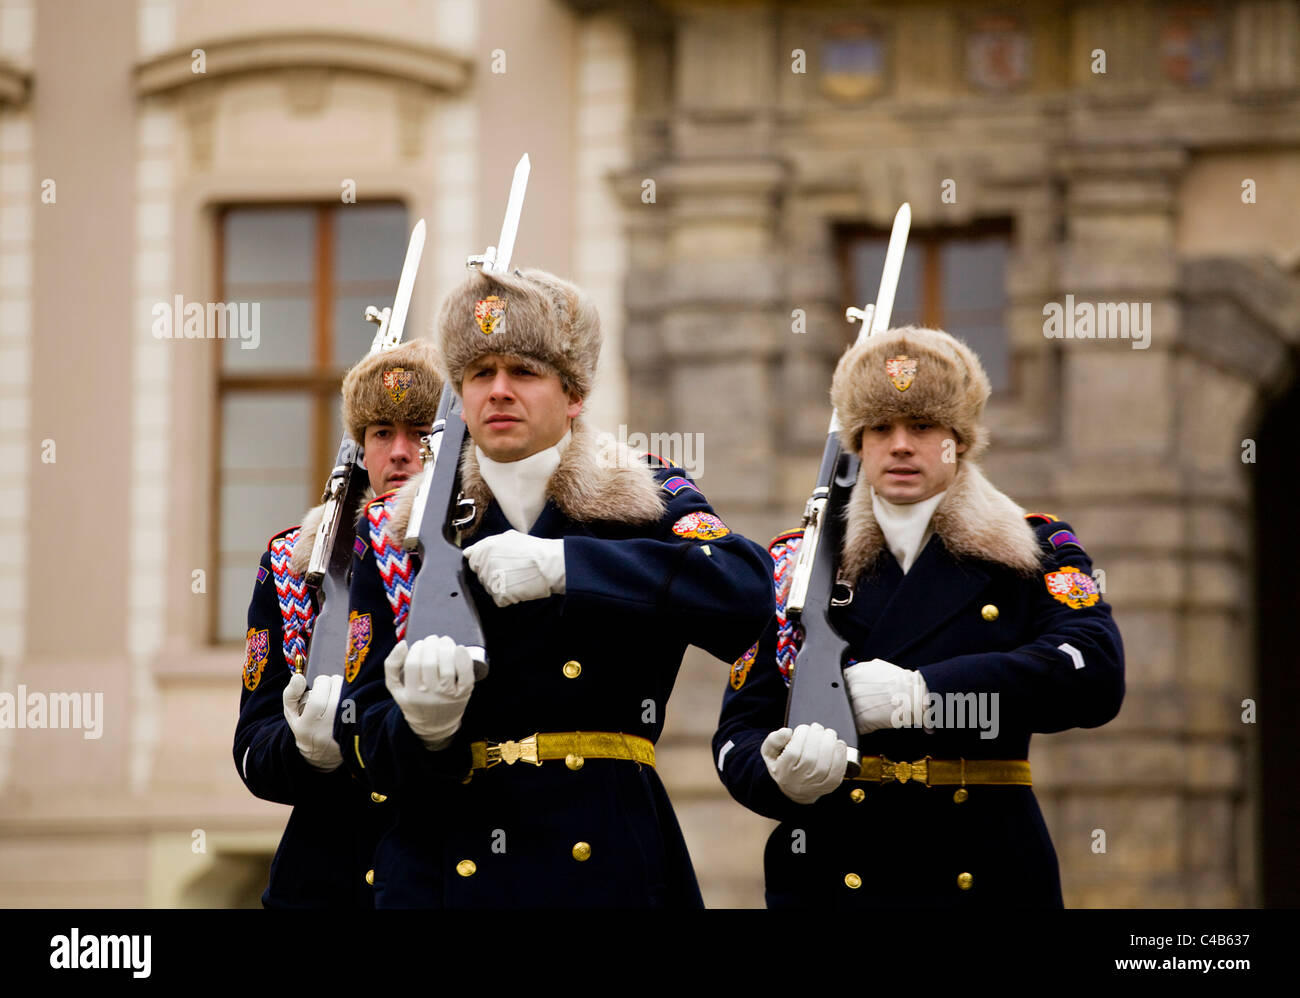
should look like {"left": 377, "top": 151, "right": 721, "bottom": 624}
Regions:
{"left": 456, "top": 860, "right": 477, "bottom": 877}
{"left": 981, "top": 604, "right": 999, "bottom": 622}
{"left": 957, "top": 872, "right": 973, "bottom": 890}
{"left": 844, "top": 873, "right": 862, "bottom": 889}
{"left": 562, "top": 660, "right": 582, "bottom": 679}
{"left": 572, "top": 841, "right": 592, "bottom": 862}
{"left": 370, "top": 792, "right": 387, "bottom": 803}
{"left": 849, "top": 788, "right": 865, "bottom": 803}
{"left": 365, "top": 869, "right": 375, "bottom": 886}
{"left": 565, "top": 753, "right": 584, "bottom": 771}
{"left": 953, "top": 788, "right": 969, "bottom": 804}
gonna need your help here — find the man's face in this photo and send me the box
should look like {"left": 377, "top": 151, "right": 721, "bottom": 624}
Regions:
{"left": 460, "top": 352, "right": 583, "bottom": 462}
{"left": 859, "top": 417, "right": 965, "bottom": 503}
{"left": 363, "top": 420, "right": 430, "bottom": 495}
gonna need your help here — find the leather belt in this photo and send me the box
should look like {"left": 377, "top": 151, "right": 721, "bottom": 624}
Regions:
{"left": 468, "top": 732, "right": 655, "bottom": 771}
{"left": 851, "top": 755, "right": 1031, "bottom": 786}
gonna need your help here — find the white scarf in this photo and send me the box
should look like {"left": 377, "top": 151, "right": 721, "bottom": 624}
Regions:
{"left": 870, "top": 487, "right": 948, "bottom": 574}
{"left": 475, "top": 430, "right": 572, "bottom": 533}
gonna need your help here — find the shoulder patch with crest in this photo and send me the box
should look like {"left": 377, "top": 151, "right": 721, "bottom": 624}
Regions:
{"left": 730, "top": 643, "right": 757, "bottom": 690}
{"left": 1044, "top": 565, "right": 1100, "bottom": 608}
{"left": 345, "top": 611, "right": 372, "bottom": 683}
{"left": 672, "top": 511, "right": 730, "bottom": 540}
{"left": 243, "top": 628, "right": 270, "bottom": 691}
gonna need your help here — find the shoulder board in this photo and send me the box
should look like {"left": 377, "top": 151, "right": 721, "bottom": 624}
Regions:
{"left": 769, "top": 528, "right": 804, "bottom": 549}
{"left": 1044, "top": 525, "right": 1086, "bottom": 555}
{"left": 644, "top": 452, "right": 679, "bottom": 469}
{"left": 266, "top": 523, "right": 301, "bottom": 552}
{"left": 660, "top": 474, "right": 701, "bottom": 498}
{"left": 1024, "top": 512, "right": 1059, "bottom": 525}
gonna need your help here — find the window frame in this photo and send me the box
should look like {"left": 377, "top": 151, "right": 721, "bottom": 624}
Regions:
{"left": 835, "top": 217, "right": 1016, "bottom": 394}
{"left": 210, "top": 200, "right": 407, "bottom": 644}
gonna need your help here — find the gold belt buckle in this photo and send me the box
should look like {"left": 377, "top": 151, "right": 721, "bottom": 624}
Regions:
{"left": 880, "top": 755, "right": 930, "bottom": 786}
{"left": 484, "top": 734, "right": 542, "bottom": 768}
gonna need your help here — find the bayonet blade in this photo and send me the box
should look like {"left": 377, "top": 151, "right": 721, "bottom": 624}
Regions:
{"left": 870, "top": 202, "right": 910, "bottom": 336}
{"left": 490, "top": 154, "right": 530, "bottom": 274}
{"left": 374, "top": 218, "right": 426, "bottom": 350}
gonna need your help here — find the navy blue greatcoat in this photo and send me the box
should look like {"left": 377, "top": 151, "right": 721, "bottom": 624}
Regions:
{"left": 713, "top": 509, "right": 1124, "bottom": 908}
{"left": 233, "top": 526, "right": 393, "bottom": 908}
{"left": 338, "top": 460, "right": 773, "bottom": 908}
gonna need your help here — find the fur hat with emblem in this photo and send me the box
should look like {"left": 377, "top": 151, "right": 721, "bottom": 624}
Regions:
{"left": 437, "top": 266, "right": 601, "bottom": 399}
{"left": 340, "top": 337, "right": 444, "bottom": 444}
{"left": 830, "top": 325, "right": 991, "bottom": 460}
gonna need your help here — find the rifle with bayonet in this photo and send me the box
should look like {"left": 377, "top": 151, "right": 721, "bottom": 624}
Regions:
{"left": 783, "top": 202, "right": 911, "bottom": 778}
{"left": 299, "top": 218, "right": 426, "bottom": 682}
{"left": 401, "top": 153, "right": 532, "bottom": 679}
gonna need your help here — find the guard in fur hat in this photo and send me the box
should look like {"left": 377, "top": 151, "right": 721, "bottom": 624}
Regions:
{"left": 337, "top": 267, "right": 774, "bottom": 908}
{"left": 233, "top": 338, "right": 441, "bottom": 907}
{"left": 713, "top": 325, "right": 1125, "bottom": 907}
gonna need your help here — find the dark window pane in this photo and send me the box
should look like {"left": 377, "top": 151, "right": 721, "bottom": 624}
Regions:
{"left": 223, "top": 208, "right": 315, "bottom": 284}
{"left": 334, "top": 205, "right": 409, "bottom": 281}
{"left": 945, "top": 322, "right": 1008, "bottom": 392}
{"left": 219, "top": 295, "right": 314, "bottom": 372}
{"left": 333, "top": 293, "right": 387, "bottom": 369}
{"left": 849, "top": 239, "right": 923, "bottom": 328}
{"left": 942, "top": 237, "right": 1007, "bottom": 311}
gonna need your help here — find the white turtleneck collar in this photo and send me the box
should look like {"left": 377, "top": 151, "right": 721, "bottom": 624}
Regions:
{"left": 475, "top": 430, "right": 571, "bottom": 533}
{"left": 871, "top": 487, "right": 948, "bottom": 574}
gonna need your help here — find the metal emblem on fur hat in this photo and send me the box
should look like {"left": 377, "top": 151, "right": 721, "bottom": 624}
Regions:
{"left": 885, "top": 355, "right": 916, "bottom": 392}
{"left": 474, "top": 296, "right": 507, "bottom": 335}
{"left": 382, "top": 368, "right": 413, "bottom": 404}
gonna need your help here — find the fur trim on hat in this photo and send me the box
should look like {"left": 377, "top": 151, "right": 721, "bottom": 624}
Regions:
{"left": 838, "top": 461, "right": 1042, "bottom": 584}
{"left": 289, "top": 488, "right": 376, "bottom": 577}
{"left": 385, "top": 419, "right": 664, "bottom": 542}
{"left": 437, "top": 267, "right": 601, "bottom": 399}
{"left": 341, "top": 338, "right": 444, "bottom": 444}
{"left": 830, "top": 325, "right": 991, "bottom": 460}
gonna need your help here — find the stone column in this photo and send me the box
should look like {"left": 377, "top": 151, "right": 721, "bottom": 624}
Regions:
{"left": 1039, "top": 143, "right": 1249, "bottom": 907}
{"left": 619, "top": 5, "right": 790, "bottom": 907}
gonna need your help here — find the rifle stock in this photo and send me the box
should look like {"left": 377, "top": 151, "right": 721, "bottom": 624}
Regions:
{"left": 402, "top": 388, "right": 488, "bottom": 679}
{"left": 784, "top": 433, "right": 862, "bottom": 776}
{"left": 298, "top": 219, "right": 426, "bottom": 681}
{"left": 781, "top": 202, "right": 911, "bottom": 777}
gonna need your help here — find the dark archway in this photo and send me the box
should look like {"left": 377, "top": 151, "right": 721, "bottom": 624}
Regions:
{"left": 1253, "top": 369, "right": 1300, "bottom": 907}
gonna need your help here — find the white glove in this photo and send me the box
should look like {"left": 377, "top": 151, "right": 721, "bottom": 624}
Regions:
{"left": 761, "top": 723, "right": 848, "bottom": 805}
{"left": 464, "top": 530, "right": 565, "bottom": 607}
{"left": 282, "top": 672, "right": 344, "bottom": 772}
{"left": 844, "top": 658, "right": 928, "bottom": 734}
{"left": 384, "top": 636, "right": 478, "bottom": 751}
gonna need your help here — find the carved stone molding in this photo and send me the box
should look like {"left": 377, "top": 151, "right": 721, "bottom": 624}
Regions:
{"left": 133, "top": 31, "right": 472, "bottom": 99}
